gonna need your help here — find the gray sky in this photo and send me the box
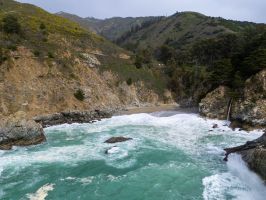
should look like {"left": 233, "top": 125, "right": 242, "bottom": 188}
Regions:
{"left": 17, "top": 0, "right": 266, "bottom": 23}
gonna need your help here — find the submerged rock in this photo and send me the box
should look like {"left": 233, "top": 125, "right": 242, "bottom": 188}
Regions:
{"left": 105, "top": 146, "right": 119, "bottom": 154}
{"left": 224, "top": 132, "right": 266, "bottom": 180}
{"left": 0, "top": 111, "right": 46, "bottom": 150}
{"left": 104, "top": 137, "right": 132, "bottom": 144}
{"left": 212, "top": 124, "right": 218, "bottom": 129}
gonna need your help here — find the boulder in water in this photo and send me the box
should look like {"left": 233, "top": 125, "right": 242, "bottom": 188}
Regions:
{"left": 104, "top": 137, "right": 132, "bottom": 144}
{"left": 212, "top": 124, "right": 218, "bottom": 129}
{"left": 0, "top": 111, "right": 46, "bottom": 150}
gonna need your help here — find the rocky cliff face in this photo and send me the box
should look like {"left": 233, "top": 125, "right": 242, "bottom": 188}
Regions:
{"left": 231, "top": 69, "right": 266, "bottom": 127}
{"left": 199, "top": 69, "right": 266, "bottom": 127}
{"left": 0, "top": 47, "right": 173, "bottom": 119}
{"left": 0, "top": 111, "right": 45, "bottom": 150}
{"left": 199, "top": 86, "right": 231, "bottom": 120}
{"left": 200, "top": 69, "right": 266, "bottom": 180}
{"left": 224, "top": 132, "right": 266, "bottom": 180}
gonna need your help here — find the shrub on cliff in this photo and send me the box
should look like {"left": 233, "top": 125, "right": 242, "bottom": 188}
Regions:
{"left": 0, "top": 48, "right": 7, "bottom": 64}
{"left": 74, "top": 89, "right": 85, "bottom": 101}
{"left": 126, "top": 78, "right": 133, "bottom": 85}
{"left": 2, "top": 15, "right": 21, "bottom": 34}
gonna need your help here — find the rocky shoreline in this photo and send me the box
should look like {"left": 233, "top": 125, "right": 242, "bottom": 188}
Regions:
{"left": 0, "top": 105, "right": 179, "bottom": 150}
{"left": 224, "top": 131, "right": 266, "bottom": 180}
{"left": 0, "top": 111, "right": 46, "bottom": 150}
{"left": 0, "top": 109, "right": 114, "bottom": 150}
{"left": 33, "top": 109, "right": 113, "bottom": 128}
{"left": 199, "top": 69, "right": 266, "bottom": 130}
{"left": 199, "top": 69, "right": 266, "bottom": 181}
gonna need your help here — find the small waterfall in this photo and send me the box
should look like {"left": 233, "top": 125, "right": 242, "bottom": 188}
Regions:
{"left": 226, "top": 98, "right": 232, "bottom": 122}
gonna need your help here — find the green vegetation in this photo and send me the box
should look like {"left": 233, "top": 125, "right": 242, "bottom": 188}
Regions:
{"left": 126, "top": 78, "right": 132, "bottom": 85}
{"left": 1, "top": 0, "right": 265, "bottom": 106}
{"left": 164, "top": 28, "right": 266, "bottom": 103}
{"left": 0, "top": 0, "right": 167, "bottom": 100}
{"left": 74, "top": 89, "right": 85, "bottom": 101}
{"left": 33, "top": 50, "right": 40, "bottom": 57}
{"left": 2, "top": 14, "right": 21, "bottom": 34}
{"left": 58, "top": 10, "right": 266, "bottom": 103}
{"left": 0, "top": 47, "right": 7, "bottom": 64}
{"left": 100, "top": 58, "right": 167, "bottom": 94}
{"left": 58, "top": 12, "right": 164, "bottom": 41}
{"left": 39, "top": 22, "right": 46, "bottom": 30}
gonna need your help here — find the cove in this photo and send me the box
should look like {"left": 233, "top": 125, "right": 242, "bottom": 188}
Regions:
{"left": 0, "top": 111, "right": 265, "bottom": 200}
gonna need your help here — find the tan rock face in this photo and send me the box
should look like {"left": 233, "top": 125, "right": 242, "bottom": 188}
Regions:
{"left": 199, "top": 86, "right": 231, "bottom": 120}
{"left": 231, "top": 69, "right": 266, "bottom": 126}
{"left": 0, "top": 46, "right": 167, "bottom": 118}
{"left": 199, "top": 69, "right": 266, "bottom": 126}
{"left": 0, "top": 111, "right": 46, "bottom": 150}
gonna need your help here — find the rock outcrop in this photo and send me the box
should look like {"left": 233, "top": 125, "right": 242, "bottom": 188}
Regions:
{"left": 199, "top": 86, "right": 231, "bottom": 120}
{"left": 231, "top": 69, "right": 266, "bottom": 127}
{"left": 34, "top": 109, "right": 113, "bottom": 128}
{"left": 104, "top": 137, "right": 132, "bottom": 144}
{"left": 224, "top": 132, "right": 266, "bottom": 180}
{"left": 199, "top": 69, "right": 266, "bottom": 128}
{"left": 0, "top": 111, "right": 46, "bottom": 150}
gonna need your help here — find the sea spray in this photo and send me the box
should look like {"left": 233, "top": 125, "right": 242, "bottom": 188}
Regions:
{"left": 27, "top": 184, "right": 55, "bottom": 200}
{"left": 0, "top": 112, "right": 264, "bottom": 199}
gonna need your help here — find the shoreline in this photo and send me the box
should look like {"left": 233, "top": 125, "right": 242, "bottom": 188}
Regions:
{"left": 116, "top": 104, "right": 198, "bottom": 115}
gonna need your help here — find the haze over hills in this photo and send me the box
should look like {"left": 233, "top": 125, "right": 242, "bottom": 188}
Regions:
{"left": 57, "top": 11, "right": 163, "bottom": 41}
{"left": 58, "top": 11, "right": 258, "bottom": 50}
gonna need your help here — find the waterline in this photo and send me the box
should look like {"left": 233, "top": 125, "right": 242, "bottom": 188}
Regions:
{"left": 0, "top": 112, "right": 264, "bottom": 200}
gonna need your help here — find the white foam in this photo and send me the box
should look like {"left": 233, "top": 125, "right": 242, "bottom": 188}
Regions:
{"left": 27, "top": 183, "right": 55, "bottom": 200}
{"left": 203, "top": 172, "right": 241, "bottom": 200}
{"left": 1, "top": 112, "right": 265, "bottom": 199}
{"left": 60, "top": 176, "right": 94, "bottom": 185}
{"left": 107, "top": 146, "right": 120, "bottom": 154}
{"left": 203, "top": 154, "right": 266, "bottom": 200}
{"left": 227, "top": 154, "right": 266, "bottom": 200}
{"left": 79, "top": 177, "right": 94, "bottom": 185}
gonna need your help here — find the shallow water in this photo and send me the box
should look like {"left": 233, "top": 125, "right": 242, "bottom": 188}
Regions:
{"left": 0, "top": 112, "right": 265, "bottom": 200}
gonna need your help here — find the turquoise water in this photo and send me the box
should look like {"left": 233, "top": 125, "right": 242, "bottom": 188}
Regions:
{"left": 0, "top": 112, "right": 265, "bottom": 200}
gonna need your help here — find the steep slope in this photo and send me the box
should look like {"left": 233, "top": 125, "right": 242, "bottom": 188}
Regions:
{"left": 58, "top": 10, "right": 265, "bottom": 110}
{"left": 117, "top": 11, "right": 256, "bottom": 51}
{"left": 57, "top": 12, "right": 163, "bottom": 41}
{"left": 0, "top": 0, "right": 172, "bottom": 118}
{"left": 114, "top": 11, "right": 266, "bottom": 108}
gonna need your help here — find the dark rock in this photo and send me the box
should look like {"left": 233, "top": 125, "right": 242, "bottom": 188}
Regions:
{"left": 34, "top": 110, "right": 113, "bottom": 128}
{"left": 212, "top": 124, "right": 218, "bottom": 129}
{"left": 104, "top": 137, "right": 132, "bottom": 144}
{"left": 0, "top": 111, "right": 46, "bottom": 150}
{"left": 224, "top": 131, "right": 266, "bottom": 180}
{"left": 229, "top": 120, "right": 243, "bottom": 131}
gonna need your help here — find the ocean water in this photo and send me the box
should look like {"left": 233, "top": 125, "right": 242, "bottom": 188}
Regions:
{"left": 0, "top": 112, "right": 265, "bottom": 200}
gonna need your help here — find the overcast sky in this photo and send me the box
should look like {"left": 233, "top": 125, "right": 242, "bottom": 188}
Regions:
{"left": 17, "top": 0, "right": 266, "bottom": 23}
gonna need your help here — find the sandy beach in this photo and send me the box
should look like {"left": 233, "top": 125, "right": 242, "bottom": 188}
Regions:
{"left": 116, "top": 104, "right": 198, "bottom": 115}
